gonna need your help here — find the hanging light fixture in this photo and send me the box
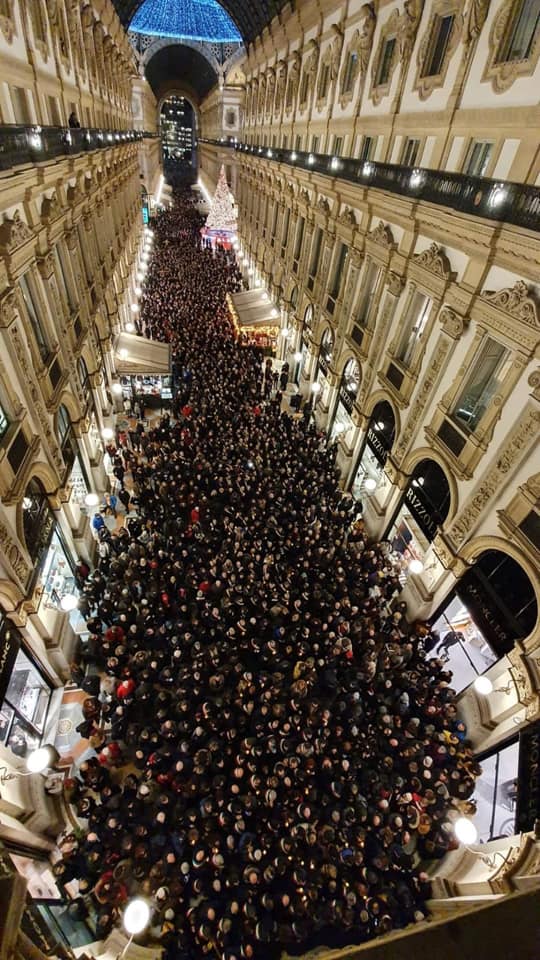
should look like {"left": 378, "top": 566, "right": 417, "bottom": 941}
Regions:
{"left": 60, "top": 594, "right": 79, "bottom": 612}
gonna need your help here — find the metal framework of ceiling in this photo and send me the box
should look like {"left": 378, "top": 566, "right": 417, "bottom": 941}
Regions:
{"left": 145, "top": 44, "right": 218, "bottom": 103}
{"left": 113, "top": 0, "right": 291, "bottom": 46}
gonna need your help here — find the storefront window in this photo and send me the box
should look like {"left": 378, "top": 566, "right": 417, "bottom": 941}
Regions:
{"left": 473, "top": 740, "right": 519, "bottom": 842}
{"left": 387, "top": 458, "right": 450, "bottom": 566}
{"left": 38, "top": 529, "right": 79, "bottom": 620}
{"left": 329, "top": 358, "right": 360, "bottom": 444}
{"left": 1, "top": 643, "right": 52, "bottom": 757}
{"left": 351, "top": 400, "right": 396, "bottom": 500}
{"left": 317, "top": 328, "right": 334, "bottom": 384}
{"left": 124, "top": 374, "right": 173, "bottom": 404}
{"left": 429, "top": 595, "right": 497, "bottom": 692}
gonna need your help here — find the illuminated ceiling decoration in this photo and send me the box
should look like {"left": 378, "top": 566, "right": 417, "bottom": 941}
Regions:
{"left": 130, "top": 0, "right": 242, "bottom": 43}
{"left": 113, "top": 0, "right": 290, "bottom": 46}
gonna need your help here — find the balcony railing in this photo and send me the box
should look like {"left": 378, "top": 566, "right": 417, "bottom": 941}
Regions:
{"left": 200, "top": 137, "right": 540, "bottom": 234}
{"left": 0, "top": 124, "right": 157, "bottom": 171}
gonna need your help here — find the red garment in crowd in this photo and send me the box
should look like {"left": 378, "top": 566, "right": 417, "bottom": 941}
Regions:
{"left": 181, "top": 404, "right": 193, "bottom": 418}
{"left": 116, "top": 678, "right": 136, "bottom": 698}
{"left": 105, "top": 625, "right": 125, "bottom": 643}
{"left": 190, "top": 507, "right": 200, "bottom": 524}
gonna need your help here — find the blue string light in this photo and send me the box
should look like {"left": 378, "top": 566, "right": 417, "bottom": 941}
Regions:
{"left": 130, "top": 0, "right": 242, "bottom": 43}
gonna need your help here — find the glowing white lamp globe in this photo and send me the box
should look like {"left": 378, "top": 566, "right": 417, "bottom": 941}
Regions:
{"left": 119, "top": 348, "right": 129, "bottom": 360}
{"left": 85, "top": 492, "right": 100, "bottom": 508}
{"left": 130, "top": 303, "right": 139, "bottom": 313}
{"left": 408, "top": 559, "right": 424, "bottom": 575}
{"left": 60, "top": 594, "right": 78, "bottom": 612}
{"left": 123, "top": 899, "right": 151, "bottom": 936}
{"left": 294, "top": 352, "right": 303, "bottom": 363}
{"left": 474, "top": 676, "right": 494, "bottom": 696}
{"left": 364, "top": 478, "right": 377, "bottom": 492}
{"left": 101, "top": 427, "right": 114, "bottom": 441}
{"left": 454, "top": 817, "right": 478, "bottom": 845}
{"left": 134, "top": 286, "right": 142, "bottom": 297}
{"left": 26, "top": 746, "right": 55, "bottom": 774}
{"left": 311, "top": 382, "right": 321, "bottom": 394}
{"left": 136, "top": 272, "right": 144, "bottom": 283}
{"left": 111, "top": 383, "right": 123, "bottom": 396}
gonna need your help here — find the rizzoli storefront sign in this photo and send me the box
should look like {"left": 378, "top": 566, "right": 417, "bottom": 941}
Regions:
{"left": 516, "top": 720, "right": 540, "bottom": 833}
{"left": 366, "top": 427, "right": 390, "bottom": 466}
{"left": 404, "top": 485, "right": 438, "bottom": 541}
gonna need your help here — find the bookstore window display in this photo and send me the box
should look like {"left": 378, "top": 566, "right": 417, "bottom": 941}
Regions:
{"left": 351, "top": 401, "right": 396, "bottom": 500}
{"left": 387, "top": 459, "right": 451, "bottom": 569}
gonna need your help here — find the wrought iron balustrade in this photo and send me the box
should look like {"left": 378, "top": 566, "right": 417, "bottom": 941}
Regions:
{"left": 0, "top": 124, "right": 156, "bottom": 171}
{"left": 199, "top": 137, "right": 540, "bottom": 233}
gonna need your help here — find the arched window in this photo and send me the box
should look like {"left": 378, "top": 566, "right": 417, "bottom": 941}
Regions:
{"left": 319, "top": 327, "right": 334, "bottom": 367}
{"left": 303, "top": 303, "right": 314, "bottom": 331}
{"left": 341, "top": 358, "right": 361, "bottom": 404}
{"left": 430, "top": 549, "right": 538, "bottom": 695}
{"left": 290, "top": 286, "right": 299, "bottom": 309}
{"left": 78, "top": 357, "right": 90, "bottom": 392}
{"left": 56, "top": 404, "right": 76, "bottom": 475}
{"left": 22, "top": 479, "right": 54, "bottom": 564}
{"left": 388, "top": 457, "right": 451, "bottom": 561}
{"left": 350, "top": 399, "right": 396, "bottom": 500}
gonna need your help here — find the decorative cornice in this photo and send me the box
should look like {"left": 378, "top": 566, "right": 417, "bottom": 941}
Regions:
{"left": 413, "top": 242, "right": 453, "bottom": 279}
{"left": 481, "top": 281, "right": 539, "bottom": 329}
{"left": 0, "top": 212, "right": 34, "bottom": 254}
{"left": 368, "top": 220, "right": 395, "bottom": 248}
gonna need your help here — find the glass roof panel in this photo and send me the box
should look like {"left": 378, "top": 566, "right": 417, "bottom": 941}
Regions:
{"left": 131, "top": 0, "right": 242, "bottom": 43}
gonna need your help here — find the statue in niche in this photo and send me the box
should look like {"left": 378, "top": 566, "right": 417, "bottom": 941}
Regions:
{"left": 330, "top": 25, "right": 344, "bottom": 80}
{"left": 266, "top": 69, "right": 276, "bottom": 114}
{"left": 464, "top": 0, "right": 490, "bottom": 42}
{"left": 357, "top": 4, "right": 376, "bottom": 76}
{"left": 399, "top": 0, "right": 424, "bottom": 63}
{"left": 276, "top": 61, "right": 287, "bottom": 108}
{"left": 286, "top": 52, "right": 301, "bottom": 108}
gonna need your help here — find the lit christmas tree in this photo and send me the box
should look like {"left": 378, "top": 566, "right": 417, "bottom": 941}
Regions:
{"left": 205, "top": 165, "right": 237, "bottom": 233}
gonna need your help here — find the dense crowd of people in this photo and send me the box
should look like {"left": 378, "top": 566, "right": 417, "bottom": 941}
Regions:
{"left": 59, "top": 188, "right": 480, "bottom": 959}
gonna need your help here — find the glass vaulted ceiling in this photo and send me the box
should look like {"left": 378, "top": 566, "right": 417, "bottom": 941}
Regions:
{"left": 130, "top": 0, "right": 242, "bottom": 43}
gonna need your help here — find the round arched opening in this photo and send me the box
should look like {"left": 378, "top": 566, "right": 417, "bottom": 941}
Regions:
{"left": 328, "top": 358, "right": 361, "bottom": 446}
{"left": 350, "top": 399, "right": 396, "bottom": 501}
{"left": 387, "top": 457, "right": 451, "bottom": 562}
{"left": 429, "top": 548, "right": 538, "bottom": 694}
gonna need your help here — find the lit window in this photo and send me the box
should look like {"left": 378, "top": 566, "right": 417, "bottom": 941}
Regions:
{"left": 464, "top": 140, "right": 493, "bottom": 177}
{"left": 452, "top": 337, "right": 511, "bottom": 432}
{"left": 421, "top": 14, "right": 455, "bottom": 77}
{"left": 496, "top": 0, "right": 540, "bottom": 63}
{"left": 318, "top": 62, "right": 330, "bottom": 99}
{"left": 395, "top": 291, "right": 431, "bottom": 366}
{"left": 0, "top": 401, "right": 9, "bottom": 442}
{"left": 342, "top": 52, "right": 358, "bottom": 93}
{"left": 401, "top": 138, "right": 421, "bottom": 166}
{"left": 334, "top": 136, "right": 343, "bottom": 155}
{"left": 376, "top": 37, "right": 396, "bottom": 86}
{"left": 359, "top": 136, "right": 374, "bottom": 162}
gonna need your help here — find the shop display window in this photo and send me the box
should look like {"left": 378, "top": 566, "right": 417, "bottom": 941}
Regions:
{"left": 351, "top": 445, "right": 384, "bottom": 500}
{"left": 38, "top": 529, "right": 79, "bottom": 624}
{"left": 429, "top": 595, "right": 498, "bottom": 693}
{"left": 329, "top": 404, "right": 354, "bottom": 445}
{"left": 473, "top": 740, "right": 519, "bottom": 842}
{"left": 1, "top": 648, "right": 52, "bottom": 757}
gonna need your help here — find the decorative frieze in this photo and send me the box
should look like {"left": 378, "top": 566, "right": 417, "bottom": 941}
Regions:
{"left": 447, "top": 406, "right": 540, "bottom": 547}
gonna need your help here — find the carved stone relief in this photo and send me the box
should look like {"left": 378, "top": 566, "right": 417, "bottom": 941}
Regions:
{"left": 0, "top": 212, "right": 34, "bottom": 254}
{"left": 394, "top": 335, "right": 452, "bottom": 459}
{"left": 447, "top": 406, "right": 540, "bottom": 546}
{"left": 413, "top": 242, "right": 453, "bottom": 279}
